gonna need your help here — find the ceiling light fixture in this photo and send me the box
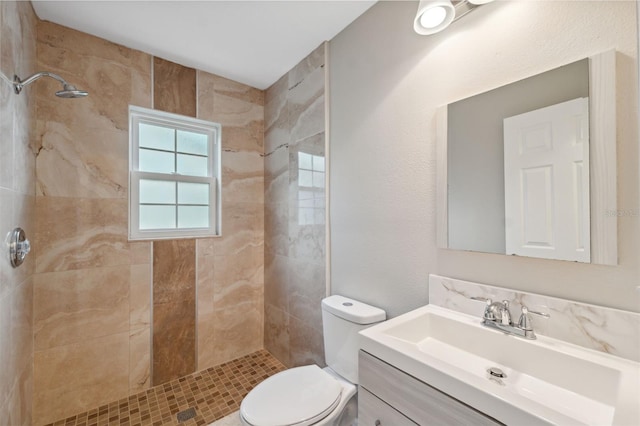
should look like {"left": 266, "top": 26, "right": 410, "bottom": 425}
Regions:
{"left": 414, "top": 0, "right": 456, "bottom": 35}
{"left": 414, "top": 0, "right": 495, "bottom": 36}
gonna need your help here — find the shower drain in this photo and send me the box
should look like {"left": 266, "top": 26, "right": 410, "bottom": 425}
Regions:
{"left": 177, "top": 407, "right": 197, "bottom": 422}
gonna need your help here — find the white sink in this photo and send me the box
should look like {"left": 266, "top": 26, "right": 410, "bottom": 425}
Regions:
{"left": 359, "top": 304, "right": 640, "bottom": 425}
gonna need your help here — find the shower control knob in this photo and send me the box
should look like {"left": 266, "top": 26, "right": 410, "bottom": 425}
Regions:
{"left": 9, "top": 227, "right": 31, "bottom": 268}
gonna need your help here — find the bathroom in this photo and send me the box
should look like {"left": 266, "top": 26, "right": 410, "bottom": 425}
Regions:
{"left": 0, "top": 0, "right": 637, "bottom": 425}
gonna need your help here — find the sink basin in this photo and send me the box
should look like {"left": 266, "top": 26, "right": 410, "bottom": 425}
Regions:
{"left": 359, "top": 304, "right": 640, "bottom": 425}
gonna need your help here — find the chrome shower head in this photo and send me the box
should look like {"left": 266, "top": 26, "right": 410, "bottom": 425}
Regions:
{"left": 55, "top": 83, "right": 89, "bottom": 98}
{"left": 13, "top": 72, "right": 89, "bottom": 98}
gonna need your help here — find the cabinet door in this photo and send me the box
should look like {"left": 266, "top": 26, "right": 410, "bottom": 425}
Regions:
{"left": 359, "top": 351, "right": 503, "bottom": 426}
{"left": 358, "top": 388, "right": 417, "bottom": 426}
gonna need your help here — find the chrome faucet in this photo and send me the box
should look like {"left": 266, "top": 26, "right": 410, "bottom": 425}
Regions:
{"left": 470, "top": 297, "right": 549, "bottom": 339}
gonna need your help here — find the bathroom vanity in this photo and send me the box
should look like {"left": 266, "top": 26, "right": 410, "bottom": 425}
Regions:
{"left": 358, "top": 350, "right": 501, "bottom": 425}
{"left": 357, "top": 275, "right": 640, "bottom": 426}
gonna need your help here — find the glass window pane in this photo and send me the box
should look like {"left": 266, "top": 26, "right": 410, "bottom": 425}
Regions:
{"left": 299, "top": 198, "right": 315, "bottom": 208}
{"left": 298, "top": 152, "right": 312, "bottom": 170}
{"left": 140, "top": 180, "right": 176, "bottom": 204}
{"left": 313, "top": 155, "right": 325, "bottom": 172}
{"left": 298, "top": 207, "right": 314, "bottom": 225}
{"left": 178, "top": 182, "right": 209, "bottom": 205}
{"left": 177, "top": 154, "right": 208, "bottom": 177}
{"left": 139, "top": 205, "right": 176, "bottom": 230}
{"left": 178, "top": 206, "right": 209, "bottom": 228}
{"left": 177, "top": 130, "right": 208, "bottom": 156}
{"left": 139, "top": 149, "right": 175, "bottom": 173}
{"left": 313, "top": 171, "right": 325, "bottom": 188}
{"left": 299, "top": 170, "right": 312, "bottom": 187}
{"left": 139, "top": 123, "right": 174, "bottom": 151}
{"left": 298, "top": 190, "right": 314, "bottom": 201}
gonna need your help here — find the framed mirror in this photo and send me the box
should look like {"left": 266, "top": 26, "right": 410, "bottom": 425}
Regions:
{"left": 437, "top": 50, "right": 617, "bottom": 265}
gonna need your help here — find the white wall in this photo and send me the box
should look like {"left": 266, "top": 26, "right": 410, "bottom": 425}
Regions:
{"left": 329, "top": 1, "right": 639, "bottom": 317}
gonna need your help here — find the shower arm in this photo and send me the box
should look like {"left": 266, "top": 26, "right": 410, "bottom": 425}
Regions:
{"left": 13, "top": 71, "right": 69, "bottom": 94}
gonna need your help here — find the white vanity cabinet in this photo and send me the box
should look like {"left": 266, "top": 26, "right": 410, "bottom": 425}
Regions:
{"left": 358, "top": 350, "right": 503, "bottom": 426}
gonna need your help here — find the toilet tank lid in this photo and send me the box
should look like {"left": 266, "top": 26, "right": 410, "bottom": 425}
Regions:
{"left": 322, "top": 295, "right": 386, "bottom": 324}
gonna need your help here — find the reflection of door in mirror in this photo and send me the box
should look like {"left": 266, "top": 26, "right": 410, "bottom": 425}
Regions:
{"left": 503, "top": 98, "right": 590, "bottom": 262}
{"left": 439, "top": 50, "right": 617, "bottom": 265}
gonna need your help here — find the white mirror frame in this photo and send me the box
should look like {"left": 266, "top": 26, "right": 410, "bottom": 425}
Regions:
{"left": 436, "top": 50, "right": 618, "bottom": 265}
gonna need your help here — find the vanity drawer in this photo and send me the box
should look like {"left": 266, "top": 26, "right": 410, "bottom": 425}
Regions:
{"left": 359, "top": 350, "right": 503, "bottom": 426}
{"left": 358, "top": 387, "right": 417, "bottom": 426}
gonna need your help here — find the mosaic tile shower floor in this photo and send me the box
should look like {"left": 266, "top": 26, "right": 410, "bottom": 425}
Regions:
{"left": 44, "top": 350, "right": 286, "bottom": 426}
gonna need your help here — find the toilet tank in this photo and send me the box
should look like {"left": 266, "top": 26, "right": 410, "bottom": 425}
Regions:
{"left": 322, "top": 295, "right": 386, "bottom": 384}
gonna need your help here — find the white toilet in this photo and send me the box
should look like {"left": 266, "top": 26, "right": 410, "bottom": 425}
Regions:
{"left": 239, "top": 295, "right": 386, "bottom": 426}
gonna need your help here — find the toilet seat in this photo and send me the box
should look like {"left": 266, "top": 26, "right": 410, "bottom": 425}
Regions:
{"left": 240, "top": 365, "right": 343, "bottom": 426}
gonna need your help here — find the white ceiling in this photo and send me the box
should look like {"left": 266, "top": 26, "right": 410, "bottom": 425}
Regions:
{"left": 31, "top": 1, "right": 376, "bottom": 90}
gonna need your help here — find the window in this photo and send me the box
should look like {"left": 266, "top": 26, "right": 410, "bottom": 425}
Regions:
{"left": 128, "top": 106, "right": 221, "bottom": 240}
{"left": 297, "top": 151, "right": 325, "bottom": 225}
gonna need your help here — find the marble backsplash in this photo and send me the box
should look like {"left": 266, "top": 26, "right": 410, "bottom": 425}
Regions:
{"left": 429, "top": 275, "right": 640, "bottom": 362}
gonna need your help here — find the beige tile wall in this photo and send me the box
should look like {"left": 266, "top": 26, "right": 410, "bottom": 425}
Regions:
{"left": 33, "top": 20, "right": 153, "bottom": 425}
{"left": 33, "top": 20, "right": 265, "bottom": 425}
{"left": 0, "top": 2, "right": 37, "bottom": 425}
{"left": 264, "top": 43, "right": 327, "bottom": 368}
{"left": 18, "top": 6, "right": 325, "bottom": 424}
{"left": 196, "top": 71, "right": 265, "bottom": 370}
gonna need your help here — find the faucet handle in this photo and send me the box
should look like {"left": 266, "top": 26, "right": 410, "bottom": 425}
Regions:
{"left": 469, "top": 296, "right": 494, "bottom": 320}
{"left": 470, "top": 296, "right": 492, "bottom": 304}
{"left": 518, "top": 306, "right": 550, "bottom": 330}
{"left": 527, "top": 307, "right": 550, "bottom": 318}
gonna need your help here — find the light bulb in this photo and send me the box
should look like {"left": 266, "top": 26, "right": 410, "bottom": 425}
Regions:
{"left": 413, "top": 0, "right": 455, "bottom": 35}
{"left": 419, "top": 6, "right": 447, "bottom": 29}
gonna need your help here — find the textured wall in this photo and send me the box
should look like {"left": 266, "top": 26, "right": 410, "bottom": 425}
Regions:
{"left": 329, "top": 1, "right": 639, "bottom": 318}
{"left": 150, "top": 58, "right": 198, "bottom": 385}
{"left": 0, "top": 2, "right": 36, "bottom": 424}
{"left": 264, "top": 43, "right": 327, "bottom": 367}
{"left": 33, "top": 21, "right": 265, "bottom": 425}
{"left": 195, "top": 70, "right": 265, "bottom": 371}
{"left": 153, "top": 57, "right": 197, "bottom": 117}
{"left": 33, "top": 20, "right": 153, "bottom": 425}
{"left": 152, "top": 239, "right": 197, "bottom": 385}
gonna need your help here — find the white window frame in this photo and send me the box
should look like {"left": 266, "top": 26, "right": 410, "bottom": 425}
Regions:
{"left": 128, "top": 105, "right": 221, "bottom": 240}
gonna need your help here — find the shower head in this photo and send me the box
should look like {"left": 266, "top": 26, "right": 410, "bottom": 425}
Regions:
{"left": 55, "top": 83, "right": 89, "bottom": 98}
{"left": 13, "top": 72, "right": 89, "bottom": 98}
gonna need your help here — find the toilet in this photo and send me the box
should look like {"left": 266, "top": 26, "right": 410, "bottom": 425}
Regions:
{"left": 240, "top": 295, "right": 386, "bottom": 426}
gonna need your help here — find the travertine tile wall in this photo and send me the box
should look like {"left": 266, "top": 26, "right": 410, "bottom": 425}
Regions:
{"left": 32, "top": 21, "right": 265, "bottom": 425}
{"left": 196, "top": 71, "right": 265, "bottom": 370}
{"left": 153, "top": 57, "right": 197, "bottom": 118}
{"left": 0, "top": 2, "right": 36, "bottom": 424}
{"left": 33, "top": 20, "right": 153, "bottom": 425}
{"left": 152, "top": 239, "right": 196, "bottom": 385}
{"left": 151, "top": 57, "right": 198, "bottom": 386}
{"left": 264, "top": 43, "right": 327, "bottom": 367}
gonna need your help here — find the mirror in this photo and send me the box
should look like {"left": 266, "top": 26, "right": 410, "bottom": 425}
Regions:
{"left": 437, "top": 51, "right": 617, "bottom": 265}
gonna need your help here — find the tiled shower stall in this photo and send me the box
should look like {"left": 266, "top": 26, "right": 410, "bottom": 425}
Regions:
{"left": 0, "top": 1, "right": 327, "bottom": 424}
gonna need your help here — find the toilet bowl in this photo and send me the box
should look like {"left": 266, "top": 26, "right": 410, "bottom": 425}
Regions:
{"left": 239, "top": 295, "right": 386, "bottom": 426}
{"left": 239, "top": 365, "right": 356, "bottom": 426}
